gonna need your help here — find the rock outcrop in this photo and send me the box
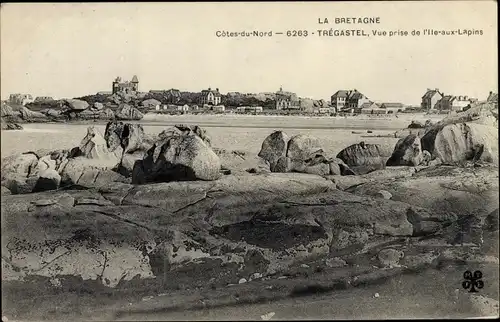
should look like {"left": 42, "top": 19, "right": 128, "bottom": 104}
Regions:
{"left": 115, "top": 104, "right": 144, "bottom": 120}
{"left": 2, "top": 166, "right": 491, "bottom": 291}
{"left": 1, "top": 118, "right": 23, "bottom": 130}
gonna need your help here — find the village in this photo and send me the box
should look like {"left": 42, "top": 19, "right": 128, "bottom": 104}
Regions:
{"left": 5, "top": 75, "right": 498, "bottom": 118}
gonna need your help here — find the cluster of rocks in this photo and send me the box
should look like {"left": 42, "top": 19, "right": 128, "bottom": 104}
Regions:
{"left": 258, "top": 131, "right": 355, "bottom": 176}
{"left": 1, "top": 121, "right": 225, "bottom": 195}
{"left": 0, "top": 98, "right": 146, "bottom": 128}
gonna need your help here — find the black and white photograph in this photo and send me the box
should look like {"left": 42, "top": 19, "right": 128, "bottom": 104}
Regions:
{"left": 0, "top": 1, "right": 498, "bottom": 320}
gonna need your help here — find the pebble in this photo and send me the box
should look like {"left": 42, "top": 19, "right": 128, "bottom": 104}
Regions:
{"left": 376, "top": 190, "right": 393, "bottom": 200}
{"left": 300, "top": 264, "right": 310, "bottom": 268}
{"left": 142, "top": 296, "right": 154, "bottom": 301}
{"left": 238, "top": 278, "right": 247, "bottom": 284}
{"left": 261, "top": 312, "right": 276, "bottom": 320}
{"left": 374, "top": 293, "right": 380, "bottom": 298}
{"left": 277, "top": 276, "right": 288, "bottom": 280}
{"left": 251, "top": 272, "right": 263, "bottom": 280}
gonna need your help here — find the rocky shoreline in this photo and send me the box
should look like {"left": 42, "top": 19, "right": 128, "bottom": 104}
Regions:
{"left": 1, "top": 101, "right": 498, "bottom": 319}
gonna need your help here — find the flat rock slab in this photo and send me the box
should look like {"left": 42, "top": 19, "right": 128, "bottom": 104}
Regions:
{"left": 0, "top": 170, "right": 495, "bottom": 293}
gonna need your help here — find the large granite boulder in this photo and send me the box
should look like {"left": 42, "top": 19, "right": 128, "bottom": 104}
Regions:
{"left": 258, "top": 131, "right": 289, "bottom": 172}
{"left": 58, "top": 157, "right": 128, "bottom": 188}
{"left": 77, "top": 126, "right": 122, "bottom": 164}
{"left": 422, "top": 123, "right": 498, "bottom": 165}
{"left": 133, "top": 131, "right": 222, "bottom": 184}
{"left": 1, "top": 152, "right": 39, "bottom": 182}
{"left": 336, "top": 142, "right": 392, "bottom": 174}
{"left": 19, "top": 106, "right": 48, "bottom": 122}
{"left": 65, "top": 99, "right": 89, "bottom": 111}
{"left": 92, "top": 102, "right": 104, "bottom": 110}
{"left": 160, "top": 124, "right": 212, "bottom": 147}
{"left": 286, "top": 134, "right": 331, "bottom": 176}
{"left": 386, "top": 134, "right": 425, "bottom": 166}
{"left": 104, "top": 121, "right": 156, "bottom": 177}
{"left": 115, "top": 104, "right": 144, "bottom": 121}
{"left": 100, "top": 108, "right": 115, "bottom": 120}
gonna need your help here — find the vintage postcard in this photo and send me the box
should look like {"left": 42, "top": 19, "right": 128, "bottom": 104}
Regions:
{"left": 1, "top": 1, "right": 498, "bottom": 320}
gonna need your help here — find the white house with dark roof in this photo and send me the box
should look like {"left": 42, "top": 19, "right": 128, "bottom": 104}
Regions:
{"left": 421, "top": 88, "right": 443, "bottom": 110}
{"left": 331, "top": 89, "right": 369, "bottom": 113}
{"left": 437, "top": 95, "right": 476, "bottom": 111}
{"left": 199, "top": 87, "right": 222, "bottom": 105}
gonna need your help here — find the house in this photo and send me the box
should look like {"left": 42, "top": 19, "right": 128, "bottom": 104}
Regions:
{"left": 237, "top": 106, "right": 263, "bottom": 113}
{"left": 331, "top": 89, "right": 369, "bottom": 113}
{"left": 112, "top": 75, "right": 139, "bottom": 95}
{"left": 421, "top": 88, "right": 443, "bottom": 110}
{"left": 9, "top": 94, "right": 34, "bottom": 106}
{"left": 275, "top": 87, "right": 300, "bottom": 110}
{"left": 380, "top": 102, "right": 405, "bottom": 113}
{"left": 357, "top": 101, "right": 380, "bottom": 114}
{"left": 177, "top": 104, "right": 190, "bottom": 112}
{"left": 199, "top": 87, "right": 222, "bottom": 105}
{"left": 437, "top": 95, "right": 475, "bottom": 111}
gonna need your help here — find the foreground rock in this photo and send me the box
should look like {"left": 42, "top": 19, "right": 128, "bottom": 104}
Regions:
{"left": 2, "top": 171, "right": 476, "bottom": 290}
{"left": 346, "top": 165, "right": 499, "bottom": 238}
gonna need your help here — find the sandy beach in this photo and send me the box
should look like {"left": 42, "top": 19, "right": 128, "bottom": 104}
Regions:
{"left": 0, "top": 113, "right": 444, "bottom": 158}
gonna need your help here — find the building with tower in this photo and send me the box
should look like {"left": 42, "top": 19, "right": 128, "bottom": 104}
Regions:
{"left": 112, "top": 75, "right": 139, "bottom": 95}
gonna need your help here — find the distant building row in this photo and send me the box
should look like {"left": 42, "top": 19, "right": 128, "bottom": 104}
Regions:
{"left": 421, "top": 88, "right": 478, "bottom": 111}
{"left": 8, "top": 94, "right": 54, "bottom": 105}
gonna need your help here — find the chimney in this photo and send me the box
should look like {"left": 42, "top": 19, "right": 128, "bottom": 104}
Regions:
{"left": 216, "top": 88, "right": 219, "bottom": 92}
{"left": 435, "top": 88, "right": 439, "bottom": 91}
{"left": 490, "top": 91, "right": 493, "bottom": 95}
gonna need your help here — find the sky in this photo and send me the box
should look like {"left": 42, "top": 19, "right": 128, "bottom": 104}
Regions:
{"left": 1, "top": 1, "right": 497, "bottom": 105}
